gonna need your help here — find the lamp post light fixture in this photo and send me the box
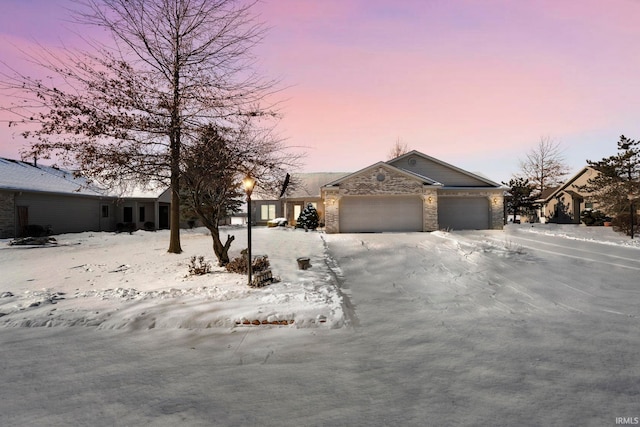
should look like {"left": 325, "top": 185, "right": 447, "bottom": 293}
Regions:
{"left": 243, "top": 175, "right": 256, "bottom": 286}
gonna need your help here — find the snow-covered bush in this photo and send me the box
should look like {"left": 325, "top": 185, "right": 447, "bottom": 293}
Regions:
{"left": 296, "top": 203, "right": 319, "bottom": 230}
{"left": 225, "top": 250, "right": 271, "bottom": 275}
{"left": 580, "top": 209, "right": 608, "bottom": 226}
{"left": 188, "top": 256, "right": 212, "bottom": 275}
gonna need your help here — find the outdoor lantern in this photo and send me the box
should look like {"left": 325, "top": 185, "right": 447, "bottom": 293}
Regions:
{"left": 243, "top": 176, "right": 256, "bottom": 197}
{"left": 243, "top": 175, "right": 256, "bottom": 286}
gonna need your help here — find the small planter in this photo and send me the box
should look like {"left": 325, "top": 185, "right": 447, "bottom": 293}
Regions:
{"left": 297, "top": 257, "right": 311, "bottom": 270}
{"left": 603, "top": 222, "right": 612, "bottom": 227}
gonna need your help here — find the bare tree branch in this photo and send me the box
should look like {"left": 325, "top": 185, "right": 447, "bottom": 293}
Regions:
{"left": 0, "top": 0, "right": 287, "bottom": 254}
{"left": 519, "top": 136, "right": 570, "bottom": 197}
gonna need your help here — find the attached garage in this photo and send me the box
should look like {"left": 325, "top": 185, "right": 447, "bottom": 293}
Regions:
{"left": 340, "top": 195, "right": 423, "bottom": 233}
{"left": 321, "top": 152, "right": 504, "bottom": 234}
{"left": 437, "top": 197, "right": 489, "bottom": 230}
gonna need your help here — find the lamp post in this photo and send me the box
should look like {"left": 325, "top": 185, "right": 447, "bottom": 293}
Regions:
{"left": 243, "top": 175, "right": 256, "bottom": 286}
{"left": 629, "top": 193, "right": 635, "bottom": 240}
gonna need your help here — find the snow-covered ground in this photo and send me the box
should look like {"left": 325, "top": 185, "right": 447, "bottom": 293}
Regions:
{"left": 1, "top": 224, "right": 639, "bottom": 426}
{"left": 0, "top": 226, "right": 345, "bottom": 329}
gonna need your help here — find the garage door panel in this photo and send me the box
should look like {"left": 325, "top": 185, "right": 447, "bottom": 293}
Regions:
{"left": 340, "top": 196, "right": 423, "bottom": 233}
{"left": 438, "top": 197, "right": 488, "bottom": 230}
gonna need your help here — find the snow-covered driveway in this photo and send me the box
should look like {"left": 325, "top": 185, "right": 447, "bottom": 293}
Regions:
{"left": 1, "top": 226, "right": 639, "bottom": 426}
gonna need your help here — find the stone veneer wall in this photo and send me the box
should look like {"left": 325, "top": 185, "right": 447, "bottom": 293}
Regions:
{"left": 0, "top": 191, "right": 15, "bottom": 238}
{"left": 323, "top": 166, "right": 438, "bottom": 233}
{"left": 422, "top": 187, "right": 439, "bottom": 231}
{"left": 338, "top": 166, "right": 424, "bottom": 196}
{"left": 490, "top": 194, "right": 504, "bottom": 229}
{"left": 322, "top": 188, "right": 341, "bottom": 234}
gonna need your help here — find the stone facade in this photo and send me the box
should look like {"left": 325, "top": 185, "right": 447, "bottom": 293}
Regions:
{"left": 323, "top": 165, "right": 440, "bottom": 233}
{"left": 0, "top": 191, "right": 15, "bottom": 238}
{"left": 338, "top": 165, "right": 425, "bottom": 196}
{"left": 322, "top": 188, "right": 341, "bottom": 234}
{"left": 320, "top": 154, "right": 505, "bottom": 233}
{"left": 490, "top": 195, "right": 504, "bottom": 229}
{"left": 422, "top": 187, "right": 439, "bottom": 231}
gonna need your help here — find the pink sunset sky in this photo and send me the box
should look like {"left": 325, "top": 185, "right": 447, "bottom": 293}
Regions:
{"left": 2, "top": 0, "right": 640, "bottom": 183}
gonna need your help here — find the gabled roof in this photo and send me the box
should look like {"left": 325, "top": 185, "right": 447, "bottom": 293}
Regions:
{"left": 0, "top": 158, "right": 110, "bottom": 197}
{"left": 389, "top": 150, "right": 503, "bottom": 187}
{"left": 323, "top": 161, "right": 443, "bottom": 187}
{"left": 538, "top": 186, "right": 560, "bottom": 201}
{"left": 540, "top": 166, "right": 598, "bottom": 203}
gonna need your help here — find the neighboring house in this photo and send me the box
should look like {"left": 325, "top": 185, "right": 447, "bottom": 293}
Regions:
{"left": 0, "top": 158, "right": 171, "bottom": 238}
{"left": 112, "top": 183, "right": 171, "bottom": 231}
{"left": 251, "top": 173, "right": 349, "bottom": 226}
{"left": 281, "top": 173, "right": 349, "bottom": 227}
{"left": 538, "top": 166, "right": 601, "bottom": 224}
{"left": 322, "top": 151, "right": 505, "bottom": 233}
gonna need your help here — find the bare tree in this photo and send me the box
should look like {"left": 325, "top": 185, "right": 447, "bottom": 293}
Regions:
{"left": 0, "top": 0, "right": 278, "bottom": 254}
{"left": 181, "top": 122, "right": 299, "bottom": 265}
{"left": 519, "top": 136, "right": 570, "bottom": 197}
{"left": 388, "top": 137, "right": 410, "bottom": 159}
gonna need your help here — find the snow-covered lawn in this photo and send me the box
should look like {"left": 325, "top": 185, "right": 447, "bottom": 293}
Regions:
{"left": 0, "top": 227, "right": 345, "bottom": 329}
{"left": 1, "top": 224, "right": 639, "bottom": 426}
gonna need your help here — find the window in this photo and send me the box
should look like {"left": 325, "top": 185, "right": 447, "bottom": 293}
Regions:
{"left": 260, "top": 204, "right": 276, "bottom": 220}
{"left": 585, "top": 202, "right": 594, "bottom": 210}
{"left": 139, "top": 206, "right": 146, "bottom": 222}
{"left": 101, "top": 205, "right": 109, "bottom": 218}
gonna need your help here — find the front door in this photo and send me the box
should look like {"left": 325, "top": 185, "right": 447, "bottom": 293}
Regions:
{"left": 159, "top": 205, "right": 169, "bottom": 229}
{"left": 293, "top": 204, "right": 304, "bottom": 226}
{"left": 17, "top": 206, "right": 28, "bottom": 237}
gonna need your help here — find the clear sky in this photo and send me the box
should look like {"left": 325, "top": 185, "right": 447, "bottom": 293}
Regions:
{"left": 2, "top": 0, "right": 640, "bottom": 184}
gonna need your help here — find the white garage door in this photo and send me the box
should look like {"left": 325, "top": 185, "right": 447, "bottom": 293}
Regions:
{"left": 438, "top": 197, "right": 489, "bottom": 230}
{"left": 340, "top": 196, "right": 423, "bottom": 233}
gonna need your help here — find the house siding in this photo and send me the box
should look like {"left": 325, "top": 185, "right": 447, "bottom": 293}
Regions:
{"left": 390, "top": 156, "right": 489, "bottom": 187}
{"left": 15, "top": 192, "right": 116, "bottom": 235}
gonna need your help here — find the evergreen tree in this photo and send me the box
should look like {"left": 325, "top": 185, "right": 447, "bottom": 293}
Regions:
{"left": 580, "top": 135, "right": 640, "bottom": 235}
{"left": 296, "top": 203, "right": 320, "bottom": 230}
{"left": 503, "top": 177, "right": 536, "bottom": 222}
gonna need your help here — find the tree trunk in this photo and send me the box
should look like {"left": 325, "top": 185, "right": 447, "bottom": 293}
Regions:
{"left": 167, "top": 134, "right": 182, "bottom": 254}
{"left": 210, "top": 226, "right": 234, "bottom": 266}
{"left": 168, "top": 184, "right": 182, "bottom": 253}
